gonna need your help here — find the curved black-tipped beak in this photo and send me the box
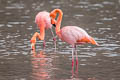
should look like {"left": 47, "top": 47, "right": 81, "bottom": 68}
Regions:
{"left": 52, "top": 24, "right": 56, "bottom": 27}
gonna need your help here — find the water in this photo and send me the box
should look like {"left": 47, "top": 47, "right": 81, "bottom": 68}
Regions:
{"left": 0, "top": 0, "right": 120, "bottom": 80}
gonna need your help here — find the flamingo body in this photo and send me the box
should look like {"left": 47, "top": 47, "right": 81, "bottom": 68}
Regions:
{"left": 35, "top": 11, "right": 52, "bottom": 29}
{"left": 59, "top": 26, "right": 93, "bottom": 46}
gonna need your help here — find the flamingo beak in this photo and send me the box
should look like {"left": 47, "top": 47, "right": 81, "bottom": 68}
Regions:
{"left": 52, "top": 24, "right": 56, "bottom": 27}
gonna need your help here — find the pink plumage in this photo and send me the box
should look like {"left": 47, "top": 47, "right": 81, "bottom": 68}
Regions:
{"left": 35, "top": 11, "right": 52, "bottom": 29}
{"left": 60, "top": 26, "right": 89, "bottom": 45}
{"left": 30, "top": 11, "right": 56, "bottom": 50}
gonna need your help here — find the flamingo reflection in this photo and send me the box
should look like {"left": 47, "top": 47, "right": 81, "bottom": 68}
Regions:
{"left": 31, "top": 50, "right": 52, "bottom": 80}
{"left": 71, "top": 48, "right": 79, "bottom": 78}
{"left": 71, "top": 50, "right": 97, "bottom": 80}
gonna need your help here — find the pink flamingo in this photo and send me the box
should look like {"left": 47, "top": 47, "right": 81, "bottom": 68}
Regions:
{"left": 30, "top": 11, "right": 56, "bottom": 50}
{"left": 50, "top": 9, "right": 99, "bottom": 66}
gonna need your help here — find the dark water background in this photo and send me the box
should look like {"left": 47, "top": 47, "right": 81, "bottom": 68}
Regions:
{"left": 0, "top": 0, "right": 120, "bottom": 80}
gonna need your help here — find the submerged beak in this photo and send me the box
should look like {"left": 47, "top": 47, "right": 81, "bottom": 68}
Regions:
{"left": 52, "top": 24, "right": 56, "bottom": 27}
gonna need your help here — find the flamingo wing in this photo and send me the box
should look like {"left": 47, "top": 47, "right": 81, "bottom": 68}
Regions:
{"left": 60, "top": 26, "right": 98, "bottom": 46}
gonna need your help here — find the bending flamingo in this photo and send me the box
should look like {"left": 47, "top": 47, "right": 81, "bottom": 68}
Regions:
{"left": 30, "top": 11, "right": 56, "bottom": 50}
{"left": 50, "top": 9, "right": 99, "bottom": 66}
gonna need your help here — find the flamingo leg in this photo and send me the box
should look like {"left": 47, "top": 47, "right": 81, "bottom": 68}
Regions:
{"left": 72, "top": 45, "right": 77, "bottom": 77}
{"left": 72, "top": 46, "right": 74, "bottom": 77}
{"left": 72, "top": 46, "right": 74, "bottom": 67}
{"left": 74, "top": 45, "right": 78, "bottom": 66}
{"left": 30, "top": 32, "right": 42, "bottom": 50}
{"left": 74, "top": 45, "right": 78, "bottom": 74}
{"left": 43, "top": 40, "right": 46, "bottom": 49}
{"left": 50, "top": 28, "right": 56, "bottom": 50}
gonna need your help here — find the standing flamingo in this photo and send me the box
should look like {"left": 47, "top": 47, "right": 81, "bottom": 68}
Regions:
{"left": 30, "top": 11, "right": 56, "bottom": 50}
{"left": 50, "top": 9, "right": 99, "bottom": 66}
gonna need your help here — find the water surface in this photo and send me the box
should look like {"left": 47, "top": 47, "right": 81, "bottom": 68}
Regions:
{"left": 0, "top": 0, "right": 120, "bottom": 80}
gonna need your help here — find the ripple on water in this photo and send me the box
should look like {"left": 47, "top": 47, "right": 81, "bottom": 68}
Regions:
{"left": 96, "top": 22, "right": 104, "bottom": 24}
{"left": 0, "top": 24, "right": 5, "bottom": 27}
{"left": 51, "top": 5, "right": 61, "bottom": 8}
{"left": 74, "top": 14, "right": 84, "bottom": 17}
{"left": 102, "top": 52, "right": 119, "bottom": 57}
{"left": 80, "top": 52, "right": 97, "bottom": 57}
{"left": 7, "top": 24, "right": 13, "bottom": 27}
{"left": 27, "top": 27, "right": 33, "bottom": 30}
{"left": 0, "top": 49, "right": 6, "bottom": 53}
{"left": 21, "top": 16, "right": 30, "bottom": 19}
{"left": 5, "top": 12, "right": 12, "bottom": 15}
{"left": 101, "top": 17, "right": 113, "bottom": 21}
{"left": 5, "top": 3, "right": 25, "bottom": 9}
{"left": 99, "top": 27, "right": 111, "bottom": 30}
{"left": 102, "top": 1, "right": 115, "bottom": 5}
{"left": 91, "top": 4, "right": 104, "bottom": 8}
{"left": 78, "top": 1, "right": 90, "bottom": 5}
{"left": 116, "top": 11, "right": 120, "bottom": 14}
{"left": 8, "top": 22, "right": 26, "bottom": 25}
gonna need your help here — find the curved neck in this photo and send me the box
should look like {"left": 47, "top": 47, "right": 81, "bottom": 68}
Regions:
{"left": 38, "top": 22, "right": 45, "bottom": 40}
{"left": 54, "top": 9, "right": 63, "bottom": 34}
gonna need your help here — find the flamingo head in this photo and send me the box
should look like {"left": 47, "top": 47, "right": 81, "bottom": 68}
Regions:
{"left": 50, "top": 9, "right": 63, "bottom": 27}
{"left": 50, "top": 11, "right": 57, "bottom": 27}
{"left": 50, "top": 10, "right": 56, "bottom": 19}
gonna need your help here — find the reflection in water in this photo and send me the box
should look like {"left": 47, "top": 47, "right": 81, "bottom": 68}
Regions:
{"left": 72, "top": 49, "right": 78, "bottom": 78}
{"left": 31, "top": 50, "right": 52, "bottom": 80}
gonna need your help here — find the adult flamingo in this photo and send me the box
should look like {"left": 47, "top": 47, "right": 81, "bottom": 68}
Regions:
{"left": 50, "top": 9, "right": 99, "bottom": 66}
{"left": 30, "top": 11, "right": 56, "bottom": 50}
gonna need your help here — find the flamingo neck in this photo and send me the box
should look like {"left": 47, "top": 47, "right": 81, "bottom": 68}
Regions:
{"left": 54, "top": 9, "right": 63, "bottom": 35}
{"left": 38, "top": 23, "right": 45, "bottom": 40}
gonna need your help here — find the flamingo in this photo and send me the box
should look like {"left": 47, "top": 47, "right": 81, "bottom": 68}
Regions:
{"left": 50, "top": 9, "right": 99, "bottom": 66}
{"left": 30, "top": 11, "right": 56, "bottom": 50}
